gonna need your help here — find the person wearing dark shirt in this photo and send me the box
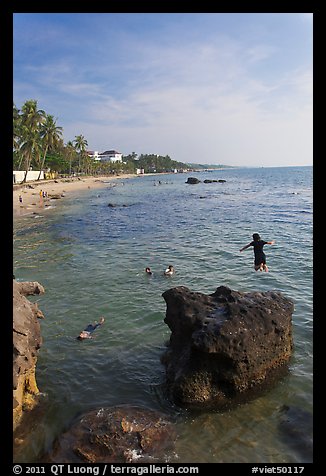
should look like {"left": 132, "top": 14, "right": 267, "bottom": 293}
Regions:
{"left": 240, "top": 233, "right": 275, "bottom": 272}
{"left": 77, "top": 317, "right": 105, "bottom": 340}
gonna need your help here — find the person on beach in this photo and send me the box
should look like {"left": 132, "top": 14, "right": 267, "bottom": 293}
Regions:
{"left": 164, "top": 265, "right": 175, "bottom": 276}
{"left": 145, "top": 267, "right": 153, "bottom": 276}
{"left": 19, "top": 195, "right": 23, "bottom": 204}
{"left": 240, "top": 233, "right": 275, "bottom": 272}
{"left": 77, "top": 317, "right": 105, "bottom": 340}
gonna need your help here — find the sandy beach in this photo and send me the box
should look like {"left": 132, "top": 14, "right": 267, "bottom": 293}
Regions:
{"left": 13, "top": 174, "right": 138, "bottom": 220}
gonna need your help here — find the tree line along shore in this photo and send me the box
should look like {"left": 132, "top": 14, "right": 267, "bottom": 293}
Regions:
{"left": 14, "top": 99, "right": 231, "bottom": 184}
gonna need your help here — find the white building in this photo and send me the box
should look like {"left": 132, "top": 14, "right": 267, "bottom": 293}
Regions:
{"left": 87, "top": 149, "right": 123, "bottom": 163}
{"left": 98, "top": 150, "right": 122, "bottom": 162}
{"left": 87, "top": 150, "right": 100, "bottom": 160}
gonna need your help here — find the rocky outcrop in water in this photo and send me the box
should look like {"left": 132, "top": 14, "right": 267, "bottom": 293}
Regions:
{"left": 44, "top": 405, "right": 176, "bottom": 463}
{"left": 13, "top": 279, "right": 45, "bottom": 431}
{"left": 186, "top": 177, "right": 227, "bottom": 184}
{"left": 203, "top": 179, "right": 226, "bottom": 183}
{"left": 161, "top": 285, "right": 294, "bottom": 409}
{"left": 185, "top": 177, "right": 201, "bottom": 184}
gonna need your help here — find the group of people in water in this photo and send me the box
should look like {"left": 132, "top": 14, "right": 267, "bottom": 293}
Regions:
{"left": 145, "top": 233, "right": 274, "bottom": 277}
{"left": 77, "top": 266, "right": 175, "bottom": 340}
{"left": 78, "top": 233, "right": 274, "bottom": 340}
{"left": 145, "top": 265, "right": 175, "bottom": 277}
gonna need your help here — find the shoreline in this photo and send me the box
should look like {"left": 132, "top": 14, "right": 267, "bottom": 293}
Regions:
{"left": 13, "top": 174, "right": 139, "bottom": 221}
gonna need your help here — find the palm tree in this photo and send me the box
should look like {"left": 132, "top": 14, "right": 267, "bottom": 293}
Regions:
{"left": 37, "top": 114, "right": 63, "bottom": 179}
{"left": 64, "top": 141, "right": 76, "bottom": 176}
{"left": 74, "top": 134, "right": 88, "bottom": 174}
{"left": 20, "top": 127, "right": 41, "bottom": 181}
{"left": 20, "top": 100, "right": 45, "bottom": 182}
{"left": 20, "top": 99, "right": 45, "bottom": 130}
{"left": 13, "top": 104, "right": 21, "bottom": 150}
{"left": 13, "top": 104, "right": 24, "bottom": 170}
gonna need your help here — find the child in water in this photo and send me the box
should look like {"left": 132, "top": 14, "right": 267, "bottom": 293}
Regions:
{"left": 164, "top": 265, "right": 175, "bottom": 276}
{"left": 240, "top": 233, "right": 275, "bottom": 272}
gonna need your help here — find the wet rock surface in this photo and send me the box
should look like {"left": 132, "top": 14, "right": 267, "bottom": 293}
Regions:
{"left": 44, "top": 405, "right": 176, "bottom": 463}
{"left": 162, "top": 285, "right": 294, "bottom": 409}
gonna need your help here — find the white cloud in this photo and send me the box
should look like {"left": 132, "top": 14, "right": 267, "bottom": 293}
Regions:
{"left": 62, "top": 73, "right": 312, "bottom": 168}
{"left": 14, "top": 16, "right": 313, "bottom": 167}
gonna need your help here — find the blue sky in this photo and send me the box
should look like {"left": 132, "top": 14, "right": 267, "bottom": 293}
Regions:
{"left": 13, "top": 13, "right": 313, "bottom": 167}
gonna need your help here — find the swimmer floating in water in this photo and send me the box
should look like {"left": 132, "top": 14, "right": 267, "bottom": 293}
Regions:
{"left": 164, "top": 265, "right": 175, "bottom": 276}
{"left": 77, "top": 317, "right": 105, "bottom": 340}
{"left": 240, "top": 233, "right": 275, "bottom": 272}
{"left": 145, "top": 267, "right": 153, "bottom": 276}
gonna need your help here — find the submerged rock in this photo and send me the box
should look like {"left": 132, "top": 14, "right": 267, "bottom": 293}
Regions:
{"left": 161, "top": 285, "right": 294, "bottom": 409}
{"left": 13, "top": 280, "right": 45, "bottom": 431}
{"left": 107, "top": 203, "right": 130, "bottom": 208}
{"left": 278, "top": 405, "right": 313, "bottom": 463}
{"left": 44, "top": 405, "right": 176, "bottom": 463}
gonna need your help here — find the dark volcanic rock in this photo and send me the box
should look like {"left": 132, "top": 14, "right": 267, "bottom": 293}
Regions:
{"left": 203, "top": 179, "right": 225, "bottom": 183}
{"left": 45, "top": 405, "right": 176, "bottom": 463}
{"left": 186, "top": 177, "right": 201, "bottom": 184}
{"left": 161, "top": 285, "right": 294, "bottom": 409}
{"left": 203, "top": 179, "right": 227, "bottom": 183}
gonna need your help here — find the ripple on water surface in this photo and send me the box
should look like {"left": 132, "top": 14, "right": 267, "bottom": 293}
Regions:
{"left": 14, "top": 167, "right": 313, "bottom": 463}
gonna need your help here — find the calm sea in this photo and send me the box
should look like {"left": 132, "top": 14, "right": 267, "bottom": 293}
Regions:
{"left": 13, "top": 166, "right": 313, "bottom": 463}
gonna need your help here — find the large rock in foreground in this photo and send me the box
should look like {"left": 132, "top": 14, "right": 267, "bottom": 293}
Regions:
{"left": 161, "top": 285, "right": 294, "bottom": 409}
{"left": 13, "top": 280, "right": 45, "bottom": 431}
{"left": 45, "top": 405, "right": 176, "bottom": 463}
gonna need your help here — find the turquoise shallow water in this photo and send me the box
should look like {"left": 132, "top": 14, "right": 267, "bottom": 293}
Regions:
{"left": 13, "top": 166, "right": 313, "bottom": 463}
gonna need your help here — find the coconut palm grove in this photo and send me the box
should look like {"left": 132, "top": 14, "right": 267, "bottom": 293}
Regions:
{"left": 13, "top": 100, "right": 206, "bottom": 182}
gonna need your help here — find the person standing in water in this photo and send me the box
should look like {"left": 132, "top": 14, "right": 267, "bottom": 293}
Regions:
{"left": 240, "top": 233, "right": 275, "bottom": 272}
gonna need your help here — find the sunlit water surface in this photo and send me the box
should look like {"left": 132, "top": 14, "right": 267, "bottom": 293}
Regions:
{"left": 13, "top": 167, "right": 313, "bottom": 463}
